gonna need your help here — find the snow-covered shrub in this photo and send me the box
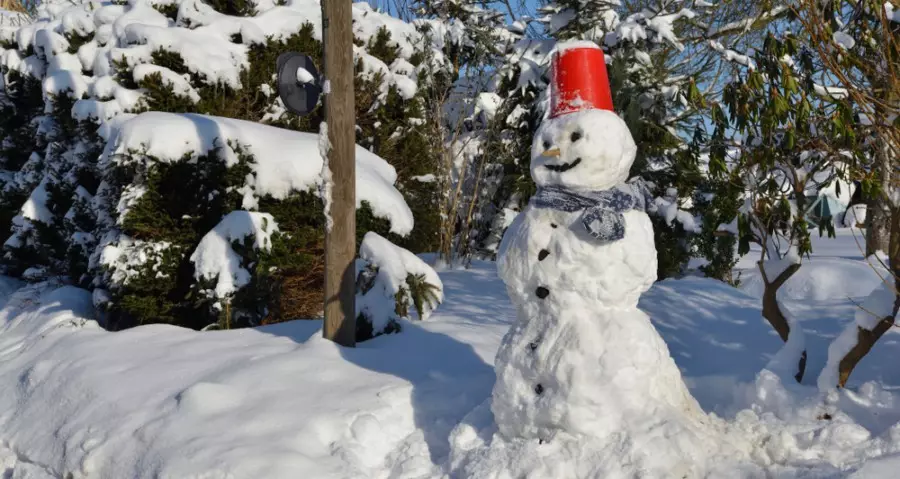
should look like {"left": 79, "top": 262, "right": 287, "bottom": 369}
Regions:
{"left": 127, "top": 0, "right": 441, "bottom": 254}
{"left": 93, "top": 139, "right": 254, "bottom": 329}
{"left": 693, "top": 174, "right": 743, "bottom": 284}
{"left": 2, "top": 92, "right": 105, "bottom": 283}
{"left": 355, "top": 231, "right": 443, "bottom": 340}
{"left": 92, "top": 112, "right": 412, "bottom": 330}
{"left": 0, "top": 85, "right": 41, "bottom": 266}
{"left": 0, "top": 0, "right": 445, "bottom": 330}
{"left": 0, "top": 3, "right": 106, "bottom": 279}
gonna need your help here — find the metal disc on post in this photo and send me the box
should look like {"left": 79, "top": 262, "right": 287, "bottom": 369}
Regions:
{"left": 276, "top": 52, "right": 322, "bottom": 116}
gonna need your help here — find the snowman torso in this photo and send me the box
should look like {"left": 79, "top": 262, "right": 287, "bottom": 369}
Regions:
{"left": 497, "top": 204, "right": 656, "bottom": 309}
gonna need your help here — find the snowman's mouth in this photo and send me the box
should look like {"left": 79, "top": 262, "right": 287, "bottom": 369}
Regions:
{"left": 544, "top": 158, "right": 582, "bottom": 173}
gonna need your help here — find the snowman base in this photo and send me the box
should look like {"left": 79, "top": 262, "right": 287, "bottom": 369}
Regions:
{"left": 490, "top": 304, "right": 706, "bottom": 442}
{"left": 447, "top": 307, "right": 760, "bottom": 478}
{"left": 448, "top": 398, "right": 763, "bottom": 479}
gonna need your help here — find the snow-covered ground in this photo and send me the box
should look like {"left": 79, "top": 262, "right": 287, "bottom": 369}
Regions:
{"left": 3, "top": 228, "right": 900, "bottom": 478}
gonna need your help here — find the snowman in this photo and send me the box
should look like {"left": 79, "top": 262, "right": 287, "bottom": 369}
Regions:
{"left": 459, "top": 41, "right": 748, "bottom": 478}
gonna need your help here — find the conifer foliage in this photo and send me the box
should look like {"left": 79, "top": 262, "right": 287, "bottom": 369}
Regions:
{"left": 0, "top": 0, "right": 445, "bottom": 336}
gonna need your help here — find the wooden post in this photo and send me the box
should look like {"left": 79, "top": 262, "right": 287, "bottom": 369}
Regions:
{"left": 322, "top": 0, "right": 356, "bottom": 347}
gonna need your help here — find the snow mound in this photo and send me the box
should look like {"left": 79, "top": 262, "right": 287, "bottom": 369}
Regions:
{"left": 641, "top": 277, "right": 784, "bottom": 384}
{"left": 818, "top": 275, "right": 898, "bottom": 391}
{"left": 105, "top": 112, "right": 414, "bottom": 235}
{"left": 844, "top": 204, "right": 867, "bottom": 228}
{"left": 739, "top": 257, "right": 888, "bottom": 301}
{"left": 449, "top": 404, "right": 764, "bottom": 479}
{"left": 0, "top": 274, "right": 495, "bottom": 479}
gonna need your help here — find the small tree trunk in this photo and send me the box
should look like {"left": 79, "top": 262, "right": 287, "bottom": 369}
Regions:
{"left": 865, "top": 144, "right": 892, "bottom": 256}
{"left": 837, "top": 206, "right": 900, "bottom": 387}
{"left": 759, "top": 261, "right": 807, "bottom": 382}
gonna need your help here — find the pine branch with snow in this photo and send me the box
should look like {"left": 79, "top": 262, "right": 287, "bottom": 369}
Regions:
{"left": 355, "top": 231, "right": 443, "bottom": 340}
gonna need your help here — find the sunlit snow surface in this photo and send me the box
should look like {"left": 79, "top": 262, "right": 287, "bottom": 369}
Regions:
{"left": 3, "top": 230, "right": 900, "bottom": 477}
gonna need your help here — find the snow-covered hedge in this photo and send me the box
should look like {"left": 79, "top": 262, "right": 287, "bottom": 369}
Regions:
{"left": 0, "top": 0, "right": 446, "bottom": 330}
{"left": 93, "top": 112, "right": 412, "bottom": 329}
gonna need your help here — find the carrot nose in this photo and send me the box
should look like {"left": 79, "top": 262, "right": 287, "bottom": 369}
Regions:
{"left": 543, "top": 148, "right": 561, "bottom": 157}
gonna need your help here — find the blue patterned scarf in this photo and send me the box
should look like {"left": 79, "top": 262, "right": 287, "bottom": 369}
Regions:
{"left": 531, "top": 180, "right": 653, "bottom": 242}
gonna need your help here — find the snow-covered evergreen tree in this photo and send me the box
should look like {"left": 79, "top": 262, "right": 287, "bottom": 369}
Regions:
{"left": 0, "top": 4, "right": 106, "bottom": 283}
{"left": 538, "top": 0, "right": 620, "bottom": 42}
{"left": 0, "top": 31, "right": 43, "bottom": 269}
{"left": 407, "top": 0, "right": 516, "bottom": 265}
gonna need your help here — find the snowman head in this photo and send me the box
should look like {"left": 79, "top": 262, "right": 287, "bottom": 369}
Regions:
{"left": 531, "top": 109, "right": 636, "bottom": 191}
{"left": 531, "top": 42, "right": 637, "bottom": 191}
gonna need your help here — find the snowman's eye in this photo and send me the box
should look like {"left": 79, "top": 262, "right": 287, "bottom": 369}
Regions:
{"left": 570, "top": 131, "right": 582, "bottom": 142}
{"left": 543, "top": 140, "right": 551, "bottom": 150}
